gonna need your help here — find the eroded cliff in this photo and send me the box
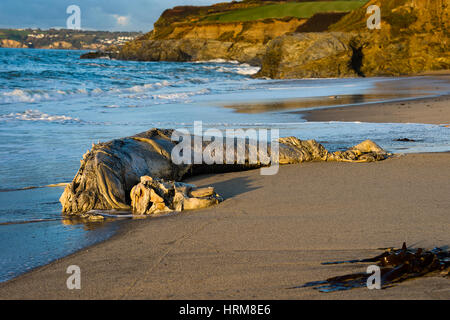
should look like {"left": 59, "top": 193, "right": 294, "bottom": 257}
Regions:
{"left": 82, "top": 0, "right": 449, "bottom": 78}
{"left": 258, "top": 0, "right": 449, "bottom": 78}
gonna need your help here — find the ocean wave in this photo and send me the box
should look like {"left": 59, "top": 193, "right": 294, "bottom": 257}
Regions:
{"left": 193, "top": 59, "right": 240, "bottom": 64}
{"left": 202, "top": 63, "right": 260, "bottom": 76}
{"left": 153, "top": 88, "right": 210, "bottom": 100}
{"left": 125, "top": 80, "right": 171, "bottom": 93}
{"left": 1, "top": 89, "right": 52, "bottom": 103}
{"left": 126, "top": 88, "right": 211, "bottom": 102}
{"left": 0, "top": 88, "right": 103, "bottom": 104}
{"left": 0, "top": 109, "right": 82, "bottom": 123}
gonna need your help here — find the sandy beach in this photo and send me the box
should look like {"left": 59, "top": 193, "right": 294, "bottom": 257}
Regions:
{"left": 1, "top": 93, "right": 449, "bottom": 300}
{"left": 0, "top": 152, "right": 449, "bottom": 299}
{"left": 299, "top": 94, "right": 450, "bottom": 125}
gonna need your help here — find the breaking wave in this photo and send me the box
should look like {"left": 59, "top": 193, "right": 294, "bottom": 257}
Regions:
{"left": 0, "top": 88, "right": 103, "bottom": 104}
{"left": 126, "top": 88, "right": 211, "bottom": 102}
{"left": 202, "top": 63, "right": 260, "bottom": 75}
{"left": 0, "top": 109, "right": 82, "bottom": 123}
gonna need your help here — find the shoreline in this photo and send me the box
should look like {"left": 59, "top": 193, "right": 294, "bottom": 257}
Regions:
{"left": 297, "top": 94, "right": 450, "bottom": 125}
{"left": 1, "top": 152, "right": 449, "bottom": 299}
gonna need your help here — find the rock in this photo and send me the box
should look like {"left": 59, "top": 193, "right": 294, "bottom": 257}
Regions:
{"left": 80, "top": 51, "right": 117, "bottom": 59}
{"left": 395, "top": 138, "right": 417, "bottom": 142}
{"left": 130, "top": 176, "right": 222, "bottom": 215}
{"left": 117, "top": 38, "right": 266, "bottom": 65}
{"left": 60, "top": 128, "right": 389, "bottom": 215}
{"left": 257, "top": 32, "right": 359, "bottom": 79}
{"left": 328, "top": 0, "right": 450, "bottom": 76}
{"left": 0, "top": 39, "right": 28, "bottom": 48}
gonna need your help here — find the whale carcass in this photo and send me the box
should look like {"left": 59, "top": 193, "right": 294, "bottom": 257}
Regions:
{"left": 60, "top": 128, "right": 388, "bottom": 215}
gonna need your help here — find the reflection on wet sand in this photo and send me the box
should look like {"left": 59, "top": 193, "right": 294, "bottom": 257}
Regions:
{"left": 224, "top": 76, "right": 450, "bottom": 114}
{"left": 224, "top": 93, "right": 425, "bottom": 114}
{"left": 61, "top": 217, "right": 114, "bottom": 231}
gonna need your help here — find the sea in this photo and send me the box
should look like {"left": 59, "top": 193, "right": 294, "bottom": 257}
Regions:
{"left": 0, "top": 48, "right": 449, "bottom": 282}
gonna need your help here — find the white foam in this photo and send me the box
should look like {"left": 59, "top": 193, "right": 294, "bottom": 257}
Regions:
{"left": 119, "top": 80, "right": 172, "bottom": 94}
{"left": 151, "top": 88, "right": 210, "bottom": 101}
{"left": 125, "top": 88, "right": 211, "bottom": 102}
{"left": 0, "top": 109, "right": 81, "bottom": 123}
{"left": 203, "top": 64, "right": 260, "bottom": 76}
{"left": 194, "top": 59, "right": 240, "bottom": 64}
{"left": 0, "top": 87, "right": 104, "bottom": 104}
{"left": 1, "top": 89, "right": 50, "bottom": 103}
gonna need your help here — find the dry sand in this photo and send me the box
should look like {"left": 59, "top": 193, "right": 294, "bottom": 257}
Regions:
{"left": 1, "top": 153, "right": 449, "bottom": 300}
{"left": 299, "top": 94, "right": 450, "bottom": 125}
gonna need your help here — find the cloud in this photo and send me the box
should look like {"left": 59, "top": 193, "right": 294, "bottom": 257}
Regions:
{"left": 0, "top": 0, "right": 224, "bottom": 32}
{"left": 113, "top": 15, "right": 130, "bottom": 27}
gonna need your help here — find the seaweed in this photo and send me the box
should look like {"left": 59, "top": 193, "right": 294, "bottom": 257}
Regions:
{"left": 290, "top": 243, "right": 450, "bottom": 293}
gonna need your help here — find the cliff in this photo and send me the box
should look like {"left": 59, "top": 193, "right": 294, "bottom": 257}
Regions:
{"left": 91, "top": 0, "right": 362, "bottom": 65}
{"left": 0, "top": 39, "right": 27, "bottom": 48}
{"left": 258, "top": 0, "right": 450, "bottom": 78}
{"left": 340, "top": 0, "right": 450, "bottom": 76}
{"left": 118, "top": 17, "right": 306, "bottom": 65}
{"left": 83, "top": 0, "right": 449, "bottom": 78}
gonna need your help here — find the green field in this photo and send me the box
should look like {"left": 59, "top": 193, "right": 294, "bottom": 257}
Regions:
{"left": 203, "top": 1, "right": 368, "bottom": 22}
{"left": 0, "top": 29, "right": 29, "bottom": 41}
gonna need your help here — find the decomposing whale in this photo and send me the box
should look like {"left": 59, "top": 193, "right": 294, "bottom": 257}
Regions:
{"left": 60, "top": 128, "right": 389, "bottom": 215}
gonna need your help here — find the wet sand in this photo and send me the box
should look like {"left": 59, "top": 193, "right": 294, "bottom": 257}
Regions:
{"left": 1, "top": 153, "right": 449, "bottom": 299}
{"left": 298, "top": 94, "right": 450, "bottom": 125}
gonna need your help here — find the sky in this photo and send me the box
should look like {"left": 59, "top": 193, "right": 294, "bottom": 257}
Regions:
{"left": 0, "top": 0, "right": 225, "bottom": 32}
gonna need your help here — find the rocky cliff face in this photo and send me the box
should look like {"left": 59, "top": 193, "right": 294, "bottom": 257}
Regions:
{"left": 152, "top": 17, "right": 306, "bottom": 43}
{"left": 0, "top": 39, "right": 27, "bottom": 48}
{"left": 119, "top": 38, "right": 267, "bottom": 65}
{"left": 84, "top": 0, "right": 449, "bottom": 78}
{"left": 330, "top": 0, "right": 450, "bottom": 76}
{"left": 258, "top": 0, "right": 449, "bottom": 78}
{"left": 257, "top": 32, "right": 359, "bottom": 78}
{"left": 117, "top": 17, "right": 306, "bottom": 65}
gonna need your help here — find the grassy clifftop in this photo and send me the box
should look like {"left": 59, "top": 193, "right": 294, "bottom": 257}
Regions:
{"left": 155, "top": 1, "right": 366, "bottom": 26}
{"left": 203, "top": 1, "right": 366, "bottom": 22}
{"left": 149, "top": 1, "right": 367, "bottom": 41}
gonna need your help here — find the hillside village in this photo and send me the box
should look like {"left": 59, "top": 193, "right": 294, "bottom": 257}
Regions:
{"left": 0, "top": 28, "right": 142, "bottom": 50}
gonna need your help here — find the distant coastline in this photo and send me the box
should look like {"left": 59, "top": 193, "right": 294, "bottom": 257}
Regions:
{"left": 0, "top": 28, "right": 142, "bottom": 51}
